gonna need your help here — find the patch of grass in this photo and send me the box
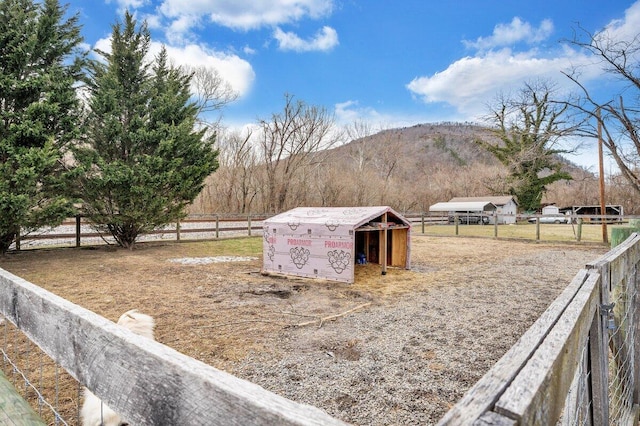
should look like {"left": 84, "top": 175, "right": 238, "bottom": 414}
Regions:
{"left": 420, "top": 223, "right": 612, "bottom": 244}
{"left": 179, "top": 237, "right": 262, "bottom": 257}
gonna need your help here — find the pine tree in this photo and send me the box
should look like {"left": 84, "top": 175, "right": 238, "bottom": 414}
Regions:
{"left": 75, "top": 12, "right": 218, "bottom": 248}
{"left": 0, "top": 0, "right": 84, "bottom": 253}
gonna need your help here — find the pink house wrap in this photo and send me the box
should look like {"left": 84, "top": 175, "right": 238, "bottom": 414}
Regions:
{"left": 262, "top": 206, "right": 411, "bottom": 283}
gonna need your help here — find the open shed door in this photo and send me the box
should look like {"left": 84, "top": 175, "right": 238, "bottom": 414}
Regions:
{"left": 389, "top": 229, "right": 407, "bottom": 267}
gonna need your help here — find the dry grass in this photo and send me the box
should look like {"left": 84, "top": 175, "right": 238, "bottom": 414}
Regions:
{"left": 0, "top": 235, "right": 609, "bottom": 424}
{"left": 421, "top": 222, "right": 616, "bottom": 243}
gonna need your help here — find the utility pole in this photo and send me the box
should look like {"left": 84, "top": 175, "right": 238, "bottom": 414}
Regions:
{"left": 597, "top": 108, "right": 608, "bottom": 244}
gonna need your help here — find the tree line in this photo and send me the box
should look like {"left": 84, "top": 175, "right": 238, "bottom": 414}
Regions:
{"left": 3, "top": 0, "right": 640, "bottom": 254}
{"left": 1, "top": 2, "right": 220, "bottom": 252}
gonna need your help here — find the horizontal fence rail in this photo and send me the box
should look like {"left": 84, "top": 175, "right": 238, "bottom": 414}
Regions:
{"left": 438, "top": 233, "right": 640, "bottom": 424}
{"left": 13, "top": 214, "right": 270, "bottom": 250}
{"left": 11, "top": 212, "right": 640, "bottom": 250}
{"left": 0, "top": 268, "right": 347, "bottom": 426}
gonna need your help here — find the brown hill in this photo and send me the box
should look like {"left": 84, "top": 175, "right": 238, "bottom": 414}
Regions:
{"left": 330, "top": 122, "right": 585, "bottom": 174}
{"left": 193, "top": 122, "right": 605, "bottom": 214}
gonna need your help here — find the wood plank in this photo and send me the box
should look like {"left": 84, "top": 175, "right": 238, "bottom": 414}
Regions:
{"left": 493, "top": 272, "right": 600, "bottom": 424}
{"left": 0, "top": 370, "right": 46, "bottom": 425}
{"left": 436, "top": 269, "right": 590, "bottom": 425}
{"left": 391, "top": 229, "right": 407, "bottom": 267}
{"left": 588, "top": 300, "right": 609, "bottom": 425}
{"left": 0, "top": 268, "right": 347, "bottom": 426}
{"left": 473, "top": 411, "right": 516, "bottom": 425}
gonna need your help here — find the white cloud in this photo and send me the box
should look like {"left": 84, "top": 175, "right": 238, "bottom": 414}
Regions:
{"left": 407, "top": 48, "right": 593, "bottom": 118}
{"left": 93, "top": 37, "right": 113, "bottom": 56}
{"left": 599, "top": 1, "right": 640, "bottom": 49}
{"left": 405, "top": 10, "right": 626, "bottom": 120}
{"left": 158, "top": 43, "right": 255, "bottom": 97}
{"left": 334, "top": 100, "right": 381, "bottom": 124}
{"left": 464, "top": 17, "right": 554, "bottom": 50}
{"left": 106, "top": 0, "right": 149, "bottom": 12}
{"left": 142, "top": 13, "right": 162, "bottom": 30}
{"left": 274, "top": 26, "right": 338, "bottom": 52}
{"left": 158, "top": 0, "right": 333, "bottom": 33}
{"left": 90, "top": 37, "right": 255, "bottom": 98}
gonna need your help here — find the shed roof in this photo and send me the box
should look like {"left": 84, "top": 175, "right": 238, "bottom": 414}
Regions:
{"left": 449, "top": 196, "right": 518, "bottom": 206}
{"left": 429, "top": 201, "right": 497, "bottom": 212}
{"left": 264, "top": 206, "right": 410, "bottom": 228}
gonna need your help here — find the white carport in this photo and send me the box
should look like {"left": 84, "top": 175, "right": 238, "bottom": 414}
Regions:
{"left": 429, "top": 201, "right": 497, "bottom": 213}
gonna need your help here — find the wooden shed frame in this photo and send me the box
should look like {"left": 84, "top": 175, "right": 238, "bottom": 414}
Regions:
{"left": 262, "top": 206, "right": 411, "bottom": 283}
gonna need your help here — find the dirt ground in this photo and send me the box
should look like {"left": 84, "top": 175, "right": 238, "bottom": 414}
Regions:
{"left": 0, "top": 235, "right": 609, "bottom": 425}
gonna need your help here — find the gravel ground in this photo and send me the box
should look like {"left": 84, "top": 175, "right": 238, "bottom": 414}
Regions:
{"left": 230, "top": 244, "right": 608, "bottom": 425}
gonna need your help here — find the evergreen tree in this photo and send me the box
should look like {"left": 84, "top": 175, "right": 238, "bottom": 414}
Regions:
{"left": 75, "top": 12, "right": 218, "bottom": 248}
{"left": 0, "top": 0, "right": 84, "bottom": 253}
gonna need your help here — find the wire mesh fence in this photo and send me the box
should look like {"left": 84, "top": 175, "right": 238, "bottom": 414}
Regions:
{"left": 0, "top": 318, "right": 79, "bottom": 425}
{"left": 559, "top": 340, "right": 593, "bottom": 426}
{"left": 606, "top": 262, "right": 638, "bottom": 425}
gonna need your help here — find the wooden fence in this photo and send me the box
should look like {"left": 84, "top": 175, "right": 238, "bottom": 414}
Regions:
{"left": 12, "top": 212, "right": 625, "bottom": 250}
{"left": 438, "top": 232, "right": 640, "bottom": 424}
{"left": 14, "top": 214, "right": 269, "bottom": 250}
{"left": 0, "top": 268, "right": 347, "bottom": 425}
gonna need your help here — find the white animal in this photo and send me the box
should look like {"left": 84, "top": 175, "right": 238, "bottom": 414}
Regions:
{"left": 80, "top": 310, "right": 155, "bottom": 426}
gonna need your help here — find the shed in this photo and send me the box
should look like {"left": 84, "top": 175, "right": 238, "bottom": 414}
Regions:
{"left": 448, "top": 196, "right": 518, "bottom": 224}
{"left": 262, "top": 206, "right": 411, "bottom": 283}
{"left": 542, "top": 205, "right": 560, "bottom": 215}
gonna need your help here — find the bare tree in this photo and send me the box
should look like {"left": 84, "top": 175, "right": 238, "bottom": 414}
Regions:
{"left": 476, "top": 80, "right": 576, "bottom": 211}
{"left": 258, "top": 94, "right": 340, "bottom": 212}
{"left": 183, "top": 65, "right": 238, "bottom": 127}
{"left": 216, "top": 129, "right": 259, "bottom": 213}
{"left": 343, "top": 121, "right": 378, "bottom": 205}
{"left": 564, "top": 26, "right": 640, "bottom": 195}
{"left": 371, "top": 132, "right": 401, "bottom": 204}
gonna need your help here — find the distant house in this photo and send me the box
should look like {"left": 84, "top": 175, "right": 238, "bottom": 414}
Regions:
{"left": 448, "top": 196, "right": 518, "bottom": 224}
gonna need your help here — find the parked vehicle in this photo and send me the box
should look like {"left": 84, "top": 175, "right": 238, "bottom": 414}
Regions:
{"left": 448, "top": 214, "right": 490, "bottom": 225}
{"left": 528, "top": 214, "right": 570, "bottom": 224}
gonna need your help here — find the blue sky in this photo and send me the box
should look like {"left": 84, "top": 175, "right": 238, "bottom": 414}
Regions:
{"left": 65, "top": 0, "right": 640, "bottom": 170}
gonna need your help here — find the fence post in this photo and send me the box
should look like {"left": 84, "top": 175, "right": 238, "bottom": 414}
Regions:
{"left": 494, "top": 213, "right": 498, "bottom": 238}
{"left": 76, "top": 215, "right": 81, "bottom": 248}
{"left": 535, "top": 217, "right": 540, "bottom": 241}
{"left": 588, "top": 289, "right": 609, "bottom": 425}
{"left": 577, "top": 218, "right": 583, "bottom": 242}
{"left": 421, "top": 213, "right": 425, "bottom": 234}
{"left": 215, "top": 215, "right": 219, "bottom": 239}
{"left": 15, "top": 230, "right": 20, "bottom": 251}
{"left": 454, "top": 215, "right": 459, "bottom": 236}
{"left": 176, "top": 219, "right": 181, "bottom": 242}
{"left": 248, "top": 214, "right": 252, "bottom": 237}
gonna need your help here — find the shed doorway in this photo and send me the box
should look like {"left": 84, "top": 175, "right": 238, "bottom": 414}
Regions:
{"left": 355, "top": 229, "right": 408, "bottom": 267}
